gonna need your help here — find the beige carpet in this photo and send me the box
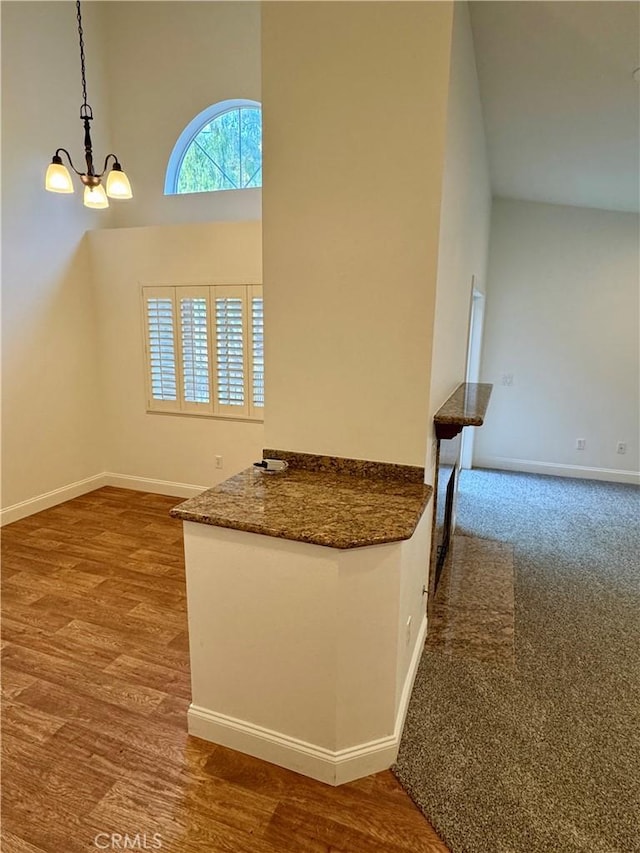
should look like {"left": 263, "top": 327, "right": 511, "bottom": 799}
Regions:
{"left": 393, "top": 469, "right": 640, "bottom": 853}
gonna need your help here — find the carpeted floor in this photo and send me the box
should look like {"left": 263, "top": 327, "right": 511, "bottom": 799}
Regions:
{"left": 393, "top": 469, "right": 640, "bottom": 853}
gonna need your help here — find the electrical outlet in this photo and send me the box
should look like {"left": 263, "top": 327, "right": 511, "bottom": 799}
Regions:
{"left": 405, "top": 616, "right": 412, "bottom": 647}
{"left": 215, "top": 455, "right": 223, "bottom": 469}
{"left": 617, "top": 442, "right": 627, "bottom": 455}
{"left": 576, "top": 439, "right": 586, "bottom": 451}
{"left": 501, "top": 373, "right": 514, "bottom": 386}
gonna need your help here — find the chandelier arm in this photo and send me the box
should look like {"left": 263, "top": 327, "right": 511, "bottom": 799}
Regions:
{"left": 55, "top": 148, "right": 84, "bottom": 176}
{"left": 97, "top": 153, "right": 120, "bottom": 179}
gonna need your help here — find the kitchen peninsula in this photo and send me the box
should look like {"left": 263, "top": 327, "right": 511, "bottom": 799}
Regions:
{"left": 171, "top": 450, "right": 433, "bottom": 785}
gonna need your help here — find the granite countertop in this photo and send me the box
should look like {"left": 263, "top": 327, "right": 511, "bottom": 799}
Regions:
{"left": 434, "top": 382, "right": 493, "bottom": 440}
{"left": 170, "top": 450, "right": 432, "bottom": 549}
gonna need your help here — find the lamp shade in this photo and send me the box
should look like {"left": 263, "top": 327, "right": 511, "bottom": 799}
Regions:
{"left": 83, "top": 183, "right": 109, "bottom": 209}
{"left": 106, "top": 167, "right": 133, "bottom": 199}
{"left": 45, "top": 162, "right": 74, "bottom": 193}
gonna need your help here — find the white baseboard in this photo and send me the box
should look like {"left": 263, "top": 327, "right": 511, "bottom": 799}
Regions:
{"left": 103, "top": 473, "right": 206, "bottom": 499}
{"left": 188, "top": 706, "right": 398, "bottom": 786}
{"left": 1, "top": 472, "right": 206, "bottom": 526}
{"left": 188, "top": 614, "right": 428, "bottom": 786}
{"left": 474, "top": 456, "right": 640, "bottom": 486}
{"left": 1, "top": 474, "right": 107, "bottom": 526}
{"left": 394, "top": 613, "right": 429, "bottom": 738}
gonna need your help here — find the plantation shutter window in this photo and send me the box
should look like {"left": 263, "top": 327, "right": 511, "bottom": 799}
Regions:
{"left": 178, "top": 287, "right": 212, "bottom": 413}
{"left": 144, "top": 287, "right": 178, "bottom": 412}
{"left": 142, "top": 283, "right": 263, "bottom": 421}
{"left": 213, "top": 286, "right": 248, "bottom": 417}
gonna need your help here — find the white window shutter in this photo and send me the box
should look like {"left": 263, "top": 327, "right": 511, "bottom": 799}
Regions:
{"left": 249, "top": 285, "right": 264, "bottom": 415}
{"left": 177, "top": 287, "right": 213, "bottom": 413}
{"left": 143, "top": 286, "right": 179, "bottom": 412}
{"left": 142, "top": 283, "right": 263, "bottom": 421}
{"left": 212, "top": 285, "right": 250, "bottom": 418}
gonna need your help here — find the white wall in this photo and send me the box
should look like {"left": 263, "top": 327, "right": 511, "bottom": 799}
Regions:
{"left": 102, "top": 1, "right": 261, "bottom": 229}
{"left": 1, "top": 1, "right": 266, "bottom": 518}
{"left": 476, "top": 198, "right": 640, "bottom": 482}
{"left": 262, "top": 1, "right": 453, "bottom": 467}
{"left": 87, "top": 2, "right": 264, "bottom": 490}
{"left": 89, "top": 222, "right": 264, "bottom": 489}
{"left": 1, "top": 1, "right": 112, "bottom": 510}
{"left": 428, "top": 1, "right": 492, "bottom": 476}
{"left": 394, "top": 508, "right": 431, "bottom": 716}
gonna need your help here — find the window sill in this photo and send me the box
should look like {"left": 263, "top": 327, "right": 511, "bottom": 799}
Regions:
{"left": 146, "top": 409, "right": 264, "bottom": 424}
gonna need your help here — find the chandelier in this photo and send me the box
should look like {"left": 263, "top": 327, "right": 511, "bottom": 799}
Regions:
{"left": 45, "top": 0, "right": 132, "bottom": 209}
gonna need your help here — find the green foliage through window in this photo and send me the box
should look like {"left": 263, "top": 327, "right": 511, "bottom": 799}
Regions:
{"left": 176, "top": 107, "right": 262, "bottom": 194}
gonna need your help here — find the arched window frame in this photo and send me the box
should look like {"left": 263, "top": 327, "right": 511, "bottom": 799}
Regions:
{"left": 164, "top": 98, "right": 262, "bottom": 195}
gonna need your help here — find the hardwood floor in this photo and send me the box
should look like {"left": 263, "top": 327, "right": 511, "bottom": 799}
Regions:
{"left": 1, "top": 487, "right": 449, "bottom": 853}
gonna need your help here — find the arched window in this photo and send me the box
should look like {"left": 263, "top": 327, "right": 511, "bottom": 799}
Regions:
{"left": 165, "top": 99, "right": 262, "bottom": 195}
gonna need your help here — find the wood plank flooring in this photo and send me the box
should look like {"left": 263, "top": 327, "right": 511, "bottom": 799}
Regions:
{"left": 1, "top": 487, "right": 449, "bottom": 853}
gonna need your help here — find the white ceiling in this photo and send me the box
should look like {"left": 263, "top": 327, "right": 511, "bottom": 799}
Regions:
{"left": 469, "top": 1, "right": 640, "bottom": 213}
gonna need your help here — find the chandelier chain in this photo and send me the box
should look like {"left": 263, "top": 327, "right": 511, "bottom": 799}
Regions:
{"left": 76, "top": 0, "right": 88, "bottom": 110}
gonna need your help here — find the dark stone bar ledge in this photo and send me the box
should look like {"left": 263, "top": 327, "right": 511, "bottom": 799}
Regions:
{"left": 434, "top": 382, "right": 493, "bottom": 440}
{"left": 170, "top": 450, "right": 432, "bottom": 549}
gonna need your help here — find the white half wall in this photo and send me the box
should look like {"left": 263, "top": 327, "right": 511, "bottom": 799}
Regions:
{"left": 182, "top": 513, "right": 430, "bottom": 785}
{"left": 476, "top": 199, "right": 640, "bottom": 481}
{"left": 428, "top": 1, "right": 492, "bottom": 478}
{"left": 89, "top": 222, "right": 264, "bottom": 489}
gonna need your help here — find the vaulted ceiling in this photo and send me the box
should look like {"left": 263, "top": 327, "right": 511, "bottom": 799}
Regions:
{"left": 470, "top": 1, "right": 640, "bottom": 212}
